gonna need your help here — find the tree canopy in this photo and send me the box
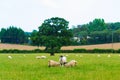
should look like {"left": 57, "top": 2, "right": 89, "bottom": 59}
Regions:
{"left": 37, "top": 17, "right": 73, "bottom": 55}
{"left": 0, "top": 26, "right": 28, "bottom": 44}
{"left": 71, "top": 18, "right": 120, "bottom": 45}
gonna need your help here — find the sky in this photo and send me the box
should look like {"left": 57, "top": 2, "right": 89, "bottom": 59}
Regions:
{"left": 0, "top": 0, "right": 120, "bottom": 32}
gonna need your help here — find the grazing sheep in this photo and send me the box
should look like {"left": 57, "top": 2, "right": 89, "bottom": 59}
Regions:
{"left": 65, "top": 60, "right": 77, "bottom": 67}
{"left": 48, "top": 60, "right": 60, "bottom": 67}
{"left": 8, "top": 56, "right": 12, "bottom": 59}
{"left": 36, "top": 56, "right": 46, "bottom": 59}
{"left": 108, "top": 55, "right": 111, "bottom": 58}
{"left": 97, "top": 54, "right": 101, "bottom": 57}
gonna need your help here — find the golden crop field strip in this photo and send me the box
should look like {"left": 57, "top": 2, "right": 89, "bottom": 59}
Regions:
{"left": 0, "top": 43, "right": 120, "bottom": 50}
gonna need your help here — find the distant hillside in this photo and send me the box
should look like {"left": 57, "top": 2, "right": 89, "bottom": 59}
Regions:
{"left": 0, "top": 43, "right": 120, "bottom": 50}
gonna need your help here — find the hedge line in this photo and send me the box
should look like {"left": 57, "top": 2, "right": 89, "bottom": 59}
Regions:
{"left": 0, "top": 48, "right": 120, "bottom": 53}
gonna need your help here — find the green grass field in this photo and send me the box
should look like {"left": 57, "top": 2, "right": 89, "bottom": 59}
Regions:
{"left": 0, "top": 53, "right": 120, "bottom": 80}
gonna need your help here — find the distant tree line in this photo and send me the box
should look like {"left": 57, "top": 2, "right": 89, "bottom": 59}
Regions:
{"left": 71, "top": 18, "right": 120, "bottom": 45}
{"left": 0, "top": 18, "right": 120, "bottom": 46}
{"left": 0, "top": 26, "right": 28, "bottom": 44}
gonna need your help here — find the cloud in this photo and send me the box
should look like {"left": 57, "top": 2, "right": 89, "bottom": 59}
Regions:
{"left": 40, "top": 0, "right": 58, "bottom": 8}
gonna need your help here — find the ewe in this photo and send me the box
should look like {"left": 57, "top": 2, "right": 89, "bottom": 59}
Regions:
{"left": 48, "top": 60, "right": 60, "bottom": 67}
{"left": 65, "top": 60, "right": 77, "bottom": 67}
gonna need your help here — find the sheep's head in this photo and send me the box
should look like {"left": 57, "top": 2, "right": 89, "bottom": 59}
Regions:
{"left": 72, "top": 60, "right": 77, "bottom": 65}
{"left": 74, "top": 61, "right": 77, "bottom": 65}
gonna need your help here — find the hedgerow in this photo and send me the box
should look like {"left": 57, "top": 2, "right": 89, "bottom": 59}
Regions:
{"left": 0, "top": 48, "right": 120, "bottom": 53}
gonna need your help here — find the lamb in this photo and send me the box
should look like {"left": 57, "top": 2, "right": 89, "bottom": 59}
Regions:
{"left": 48, "top": 60, "right": 60, "bottom": 67}
{"left": 65, "top": 60, "right": 77, "bottom": 67}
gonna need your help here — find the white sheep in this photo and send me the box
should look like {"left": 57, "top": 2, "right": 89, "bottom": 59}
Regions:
{"left": 108, "top": 55, "right": 111, "bottom": 58}
{"left": 48, "top": 60, "right": 60, "bottom": 67}
{"left": 36, "top": 56, "right": 46, "bottom": 59}
{"left": 59, "top": 56, "right": 67, "bottom": 66}
{"left": 65, "top": 60, "right": 77, "bottom": 67}
{"left": 8, "top": 56, "right": 12, "bottom": 59}
{"left": 97, "top": 54, "right": 101, "bottom": 57}
{"left": 41, "top": 56, "right": 47, "bottom": 59}
{"left": 36, "top": 56, "right": 41, "bottom": 59}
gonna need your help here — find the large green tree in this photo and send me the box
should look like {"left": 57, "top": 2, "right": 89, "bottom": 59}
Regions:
{"left": 38, "top": 17, "right": 73, "bottom": 56}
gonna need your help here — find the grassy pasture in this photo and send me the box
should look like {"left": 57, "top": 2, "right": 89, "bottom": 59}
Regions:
{"left": 0, "top": 53, "right": 120, "bottom": 80}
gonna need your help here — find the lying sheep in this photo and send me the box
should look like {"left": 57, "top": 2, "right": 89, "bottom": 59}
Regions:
{"left": 36, "top": 56, "right": 46, "bottom": 59}
{"left": 48, "top": 60, "right": 60, "bottom": 67}
{"left": 41, "top": 56, "right": 47, "bottom": 59}
{"left": 65, "top": 60, "right": 77, "bottom": 67}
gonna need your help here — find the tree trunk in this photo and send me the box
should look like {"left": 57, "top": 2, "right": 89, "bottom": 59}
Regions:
{"left": 50, "top": 52, "right": 54, "bottom": 56}
{"left": 50, "top": 46, "right": 55, "bottom": 56}
{"left": 45, "top": 47, "right": 48, "bottom": 51}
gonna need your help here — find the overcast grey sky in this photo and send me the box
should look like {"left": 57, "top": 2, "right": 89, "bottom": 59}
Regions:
{"left": 0, "top": 0, "right": 120, "bottom": 32}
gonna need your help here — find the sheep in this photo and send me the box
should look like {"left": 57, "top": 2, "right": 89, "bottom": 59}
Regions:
{"left": 59, "top": 56, "right": 67, "bottom": 66}
{"left": 41, "top": 56, "right": 46, "bottom": 59}
{"left": 36, "top": 56, "right": 41, "bottom": 59}
{"left": 97, "top": 54, "right": 101, "bottom": 57}
{"left": 8, "top": 56, "right": 12, "bottom": 59}
{"left": 36, "top": 56, "right": 46, "bottom": 59}
{"left": 48, "top": 60, "right": 60, "bottom": 67}
{"left": 108, "top": 55, "right": 111, "bottom": 58}
{"left": 65, "top": 60, "right": 77, "bottom": 67}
